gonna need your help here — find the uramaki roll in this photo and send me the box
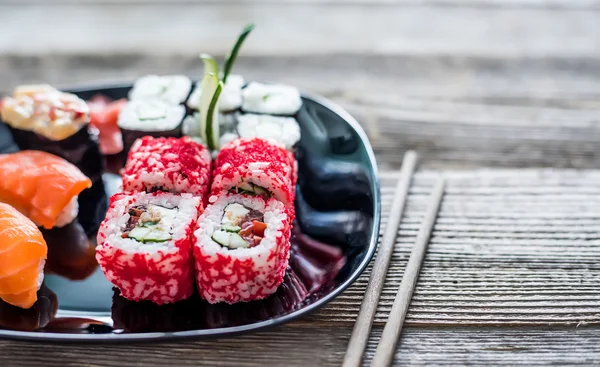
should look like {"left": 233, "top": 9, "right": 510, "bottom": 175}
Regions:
{"left": 96, "top": 192, "right": 202, "bottom": 305}
{"left": 210, "top": 138, "right": 297, "bottom": 207}
{"left": 121, "top": 136, "right": 212, "bottom": 203}
{"left": 193, "top": 193, "right": 291, "bottom": 304}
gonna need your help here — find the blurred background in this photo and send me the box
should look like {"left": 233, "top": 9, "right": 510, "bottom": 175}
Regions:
{"left": 2, "top": 0, "right": 600, "bottom": 170}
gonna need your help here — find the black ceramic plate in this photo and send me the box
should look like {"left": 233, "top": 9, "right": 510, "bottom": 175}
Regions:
{"left": 0, "top": 84, "right": 380, "bottom": 342}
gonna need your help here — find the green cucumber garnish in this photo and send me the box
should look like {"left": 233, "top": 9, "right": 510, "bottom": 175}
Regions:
{"left": 198, "top": 55, "right": 220, "bottom": 146}
{"left": 205, "top": 78, "right": 222, "bottom": 150}
{"left": 222, "top": 23, "right": 255, "bottom": 83}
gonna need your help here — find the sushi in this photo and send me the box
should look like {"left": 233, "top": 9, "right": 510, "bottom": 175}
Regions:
{"left": 0, "top": 150, "right": 92, "bottom": 229}
{"left": 211, "top": 138, "right": 297, "bottom": 207}
{"left": 236, "top": 114, "right": 301, "bottom": 150}
{"left": 1, "top": 84, "right": 103, "bottom": 179}
{"left": 0, "top": 203, "right": 48, "bottom": 309}
{"left": 118, "top": 100, "right": 185, "bottom": 153}
{"left": 241, "top": 82, "right": 302, "bottom": 116}
{"left": 129, "top": 75, "right": 192, "bottom": 105}
{"left": 187, "top": 74, "right": 245, "bottom": 113}
{"left": 121, "top": 136, "right": 212, "bottom": 201}
{"left": 1, "top": 84, "right": 89, "bottom": 141}
{"left": 96, "top": 192, "right": 202, "bottom": 304}
{"left": 1, "top": 84, "right": 105, "bottom": 233}
{"left": 193, "top": 193, "right": 292, "bottom": 304}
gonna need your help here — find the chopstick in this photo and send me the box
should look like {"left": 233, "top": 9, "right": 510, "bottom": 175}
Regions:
{"left": 342, "top": 151, "right": 418, "bottom": 367}
{"left": 370, "top": 178, "right": 446, "bottom": 367}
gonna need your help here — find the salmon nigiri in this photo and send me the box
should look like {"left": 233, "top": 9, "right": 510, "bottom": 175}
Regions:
{"left": 0, "top": 203, "right": 48, "bottom": 309}
{"left": 0, "top": 150, "right": 92, "bottom": 229}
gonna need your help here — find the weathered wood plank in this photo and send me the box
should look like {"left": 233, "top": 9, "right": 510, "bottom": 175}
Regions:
{"left": 2, "top": 326, "right": 600, "bottom": 366}
{"left": 12, "top": 0, "right": 600, "bottom": 8}
{"left": 2, "top": 169, "right": 598, "bottom": 367}
{"left": 306, "top": 170, "right": 600, "bottom": 326}
{"left": 1, "top": 4, "right": 599, "bottom": 57}
{"left": 3, "top": 54, "right": 600, "bottom": 169}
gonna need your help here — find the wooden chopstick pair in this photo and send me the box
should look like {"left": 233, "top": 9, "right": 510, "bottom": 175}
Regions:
{"left": 342, "top": 151, "right": 445, "bottom": 367}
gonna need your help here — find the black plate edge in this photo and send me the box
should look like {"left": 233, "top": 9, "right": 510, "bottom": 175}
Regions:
{"left": 0, "top": 87, "right": 381, "bottom": 343}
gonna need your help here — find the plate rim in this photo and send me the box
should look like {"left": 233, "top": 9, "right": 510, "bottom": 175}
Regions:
{"left": 0, "top": 84, "right": 381, "bottom": 343}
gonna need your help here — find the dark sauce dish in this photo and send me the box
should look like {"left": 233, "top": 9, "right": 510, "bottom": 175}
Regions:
{"left": 0, "top": 84, "right": 380, "bottom": 342}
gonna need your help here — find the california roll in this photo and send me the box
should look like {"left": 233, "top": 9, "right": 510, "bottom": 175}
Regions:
{"left": 96, "top": 192, "right": 201, "bottom": 304}
{"left": 193, "top": 193, "right": 291, "bottom": 304}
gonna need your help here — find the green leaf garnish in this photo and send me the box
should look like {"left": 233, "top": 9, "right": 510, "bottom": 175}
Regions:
{"left": 200, "top": 53, "right": 219, "bottom": 75}
{"left": 222, "top": 23, "right": 255, "bottom": 83}
{"left": 205, "top": 79, "right": 223, "bottom": 150}
{"left": 198, "top": 55, "right": 221, "bottom": 144}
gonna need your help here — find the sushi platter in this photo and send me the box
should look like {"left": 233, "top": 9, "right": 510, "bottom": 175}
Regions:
{"left": 0, "top": 25, "right": 380, "bottom": 341}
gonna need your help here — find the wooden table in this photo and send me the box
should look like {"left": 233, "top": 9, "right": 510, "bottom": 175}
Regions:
{"left": 2, "top": 1, "right": 600, "bottom": 365}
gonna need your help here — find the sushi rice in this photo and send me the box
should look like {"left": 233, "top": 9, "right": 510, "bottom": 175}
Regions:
{"left": 194, "top": 193, "right": 291, "bottom": 304}
{"left": 96, "top": 192, "right": 202, "bottom": 304}
{"left": 118, "top": 100, "right": 185, "bottom": 132}
{"left": 241, "top": 82, "right": 302, "bottom": 116}
{"left": 186, "top": 74, "right": 245, "bottom": 112}
{"left": 237, "top": 114, "right": 300, "bottom": 150}
{"left": 128, "top": 75, "right": 192, "bottom": 105}
{"left": 54, "top": 197, "right": 80, "bottom": 228}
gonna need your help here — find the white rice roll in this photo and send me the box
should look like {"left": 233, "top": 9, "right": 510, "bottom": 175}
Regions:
{"left": 129, "top": 75, "right": 192, "bottom": 105}
{"left": 54, "top": 197, "right": 79, "bottom": 228}
{"left": 241, "top": 82, "right": 302, "bottom": 115}
{"left": 237, "top": 114, "right": 300, "bottom": 150}
{"left": 118, "top": 100, "right": 185, "bottom": 132}
{"left": 186, "top": 74, "right": 245, "bottom": 112}
{"left": 193, "top": 193, "right": 292, "bottom": 304}
{"left": 96, "top": 192, "right": 202, "bottom": 304}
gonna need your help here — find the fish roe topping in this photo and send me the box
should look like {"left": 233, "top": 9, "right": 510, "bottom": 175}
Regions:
{"left": 122, "top": 136, "right": 212, "bottom": 200}
{"left": 215, "top": 138, "right": 295, "bottom": 178}
{"left": 211, "top": 138, "right": 297, "bottom": 206}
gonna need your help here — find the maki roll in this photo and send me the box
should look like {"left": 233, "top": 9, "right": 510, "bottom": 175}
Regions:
{"left": 96, "top": 192, "right": 202, "bottom": 304}
{"left": 186, "top": 74, "right": 245, "bottom": 113}
{"left": 117, "top": 100, "right": 185, "bottom": 153}
{"left": 194, "top": 193, "right": 292, "bottom": 304}
{"left": 237, "top": 114, "right": 301, "bottom": 150}
{"left": 241, "top": 82, "right": 302, "bottom": 116}
{"left": 211, "top": 138, "right": 297, "bottom": 207}
{"left": 0, "top": 84, "right": 103, "bottom": 181}
{"left": 129, "top": 75, "right": 192, "bottom": 105}
{"left": 122, "top": 136, "right": 212, "bottom": 202}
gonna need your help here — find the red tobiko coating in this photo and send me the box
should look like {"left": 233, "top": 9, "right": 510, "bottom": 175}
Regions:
{"left": 211, "top": 138, "right": 297, "bottom": 207}
{"left": 122, "top": 136, "right": 212, "bottom": 204}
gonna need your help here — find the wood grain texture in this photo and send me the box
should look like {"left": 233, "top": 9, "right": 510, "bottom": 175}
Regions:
{"left": 344, "top": 151, "right": 417, "bottom": 367}
{"left": 2, "top": 1, "right": 600, "bottom": 365}
{"left": 310, "top": 171, "right": 600, "bottom": 328}
{"left": 372, "top": 179, "right": 444, "bottom": 366}
{"left": 2, "top": 326, "right": 600, "bottom": 366}
{"left": 1, "top": 4, "right": 599, "bottom": 57}
{"left": 3, "top": 170, "right": 600, "bottom": 366}
{"left": 3, "top": 54, "right": 600, "bottom": 170}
